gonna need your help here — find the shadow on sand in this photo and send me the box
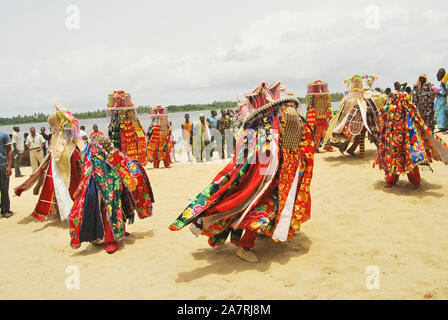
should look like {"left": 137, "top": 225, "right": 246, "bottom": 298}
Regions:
{"left": 372, "top": 178, "right": 444, "bottom": 198}
{"left": 147, "top": 166, "right": 171, "bottom": 171}
{"left": 71, "top": 230, "right": 155, "bottom": 256}
{"left": 17, "top": 214, "right": 67, "bottom": 231}
{"left": 175, "top": 232, "right": 312, "bottom": 283}
{"left": 321, "top": 149, "right": 377, "bottom": 167}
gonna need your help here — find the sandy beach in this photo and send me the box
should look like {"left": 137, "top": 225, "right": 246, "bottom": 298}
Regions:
{"left": 1, "top": 137, "right": 448, "bottom": 300}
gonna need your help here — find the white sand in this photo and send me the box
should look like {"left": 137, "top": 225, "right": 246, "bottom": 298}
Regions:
{"left": 1, "top": 136, "right": 448, "bottom": 300}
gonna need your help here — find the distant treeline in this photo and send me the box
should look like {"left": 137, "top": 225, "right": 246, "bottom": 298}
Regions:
{"left": 0, "top": 93, "right": 344, "bottom": 125}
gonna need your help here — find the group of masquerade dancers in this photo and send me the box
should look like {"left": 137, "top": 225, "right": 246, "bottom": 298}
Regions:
{"left": 13, "top": 76, "right": 448, "bottom": 261}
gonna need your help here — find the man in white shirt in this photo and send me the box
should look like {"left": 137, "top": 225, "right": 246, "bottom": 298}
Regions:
{"left": 11, "top": 126, "right": 24, "bottom": 177}
{"left": 79, "top": 125, "right": 88, "bottom": 142}
{"left": 26, "top": 127, "right": 46, "bottom": 173}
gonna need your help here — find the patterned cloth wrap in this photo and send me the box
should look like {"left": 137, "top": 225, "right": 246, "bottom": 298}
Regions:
{"left": 55, "top": 103, "right": 82, "bottom": 143}
{"left": 68, "top": 135, "right": 154, "bottom": 249}
{"left": 305, "top": 80, "right": 333, "bottom": 150}
{"left": 107, "top": 90, "right": 148, "bottom": 165}
{"left": 169, "top": 82, "right": 315, "bottom": 246}
{"left": 147, "top": 125, "right": 173, "bottom": 163}
{"left": 373, "top": 92, "right": 448, "bottom": 180}
{"left": 324, "top": 74, "right": 380, "bottom": 149}
{"left": 147, "top": 106, "right": 173, "bottom": 165}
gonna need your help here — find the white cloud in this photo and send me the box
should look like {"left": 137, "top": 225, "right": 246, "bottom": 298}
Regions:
{"left": 0, "top": 0, "right": 447, "bottom": 117}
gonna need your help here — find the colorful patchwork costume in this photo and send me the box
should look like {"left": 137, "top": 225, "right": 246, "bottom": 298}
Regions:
{"left": 324, "top": 74, "right": 380, "bottom": 156}
{"left": 374, "top": 92, "right": 448, "bottom": 187}
{"left": 305, "top": 80, "right": 333, "bottom": 152}
{"left": 169, "top": 82, "right": 315, "bottom": 262}
{"left": 147, "top": 106, "right": 173, "bottom": 168}
{"left": 68, "top": 134, "right": 155, "bottom": 253}
{"left": 107, "top": 90, "right": 148, "bottom": 165}
{"left": 14, "top": 104, "right": 84, "bottom": 221}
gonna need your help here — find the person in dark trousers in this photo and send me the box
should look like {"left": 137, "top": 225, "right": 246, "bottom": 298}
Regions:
{"left": 21, "top": 132, "right": 31, "bottom": 167}
{"left": 40, "top": 127, "right": 51, "bottom": 156}
{"left": 0, "top": 130, "right": 13, "bottom": 218}
{"left": 11, "top": 126, "right": 24, "bottom": 177}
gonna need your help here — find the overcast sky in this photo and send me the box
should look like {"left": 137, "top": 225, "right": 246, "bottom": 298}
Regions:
{"left": 0, "top": 0, "right": 447, "bottom": 117}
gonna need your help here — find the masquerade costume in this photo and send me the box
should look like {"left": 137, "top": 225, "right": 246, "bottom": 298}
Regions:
{"left": 14, "top": 104, "right": 84, "bottom": 221}
{"left": 305, "top": 80, "right": 333, "bottom": 152}
{"left": 68, "top": 135, "right": 155, "bottom": 253}
{"left": 169, "top": 82, "right": 315, "bottom": 262}
{"left": 147, "top": 106, "right": 173, "bottom": 168}
{"left": 107, "top": 90, "right": 148, "bottom": 165}
{"left": 372, "top": 91, "right": 387, "bottom": 110}
{"left": 324, "top": 74, "right": 380, "bottom": 156}
{"left": 374, "top": 93, "right": 448, "bottom": 187}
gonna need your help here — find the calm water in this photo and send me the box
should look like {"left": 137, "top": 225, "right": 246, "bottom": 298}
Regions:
{"left": 0, "top": 102, "right": 340, "bottom": 147}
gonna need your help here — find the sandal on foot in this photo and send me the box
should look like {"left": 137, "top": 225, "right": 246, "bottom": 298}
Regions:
{"left": 2, "top": 212, "right": 13, "bottom": 218}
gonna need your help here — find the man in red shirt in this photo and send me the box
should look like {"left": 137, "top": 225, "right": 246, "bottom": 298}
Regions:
{"left": 89, "top": 124, "right": 104, "bottom": 138}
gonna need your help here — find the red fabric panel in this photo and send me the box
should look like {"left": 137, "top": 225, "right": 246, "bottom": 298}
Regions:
{"left": 30, "top": 160, "right": 55, "bottom": 220}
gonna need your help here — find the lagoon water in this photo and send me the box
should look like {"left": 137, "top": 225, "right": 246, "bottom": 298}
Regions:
{"left": 0, "top": 102, "right": 340, "bottom": 147}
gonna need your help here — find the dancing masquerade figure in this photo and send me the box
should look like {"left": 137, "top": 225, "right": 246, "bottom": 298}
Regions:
{"left": 324, "top": 74, "right": 380, "bottom": 156}
{"left": 374, "top": 92, "right": 448, "bottom": 188}
{"left": 147, "top": 106, "right": 173, "bottom": 168}
{"left": 14, "top": 104, "right": 84, "bottom": 221}
{"left": 68, "top": 134, "right": 155, "bottom": 253}
{"left": 305, "top": 80, "right": 333, "bottom": 152}
{"left": 372, "top": 90, "right": 387, "bottom": 109}
{"left": 169, "top": 81, "right": 315, "bottom": 263}
{"left": 107, "top": 90, "right": 148, "bottom": 165}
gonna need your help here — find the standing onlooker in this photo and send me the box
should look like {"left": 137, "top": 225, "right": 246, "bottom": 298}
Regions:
{"left": 435, "top": 68, "right": 448, "bottom": 132}
{"left": 394, "top": 81, "right": 407, "bottom": 92}
{"left": 206, "top": 110, "right": 218, "bottom": 159}
{"left": 0, "top": 129, "right": 13, "bottom": 218}
{"left": 21, "top": 132, "right": 31, "bottom": 167}
{"left": 413, "top": 74, "right": 435, "bottom": 131}
{"left": 207, "top": 110, "right": 218, "bottom": 130}
{"left": 11, "top": 126, "right": 24, "bottom": 177}
{"left": 26, "top": 127, "right": 46, "bottom": 173}
{"left": 40, "top": 127, "right": 51, "bottom": 156}
{"left": 169, "top": 121, "right": 176, "bottom": 163}
{"left": 90, "top": 124, "right": 104, "bottom": 138}
{"left": 217, "top": 109, "right": 232, "bottom": 159}
{"left": 181, "top": 114, "right": 193, "bottom": 162}
{"left": 405, "top": 87, "right": 412, "bottom": 95}
{"left": 79, "top": 125, "right": 88, "bottom": 142}
{"left": 227, "top": 109, "right": 237, "bottom": 155}
{"left": 191, "top": 113, "right": 211, "bottom": 163}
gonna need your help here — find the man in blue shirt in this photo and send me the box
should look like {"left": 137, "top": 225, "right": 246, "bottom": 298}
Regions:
{"left": 0, "top": 130, "right": 13, "bottom": 218}
{"left": 435, "top": 68, "right": 448, "bottom": 132}
{"left": 206, "top": 110, "right": 218, "bottom": 159}
{"left": 207, "top": 110, "right": 218, "bottom": 130}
